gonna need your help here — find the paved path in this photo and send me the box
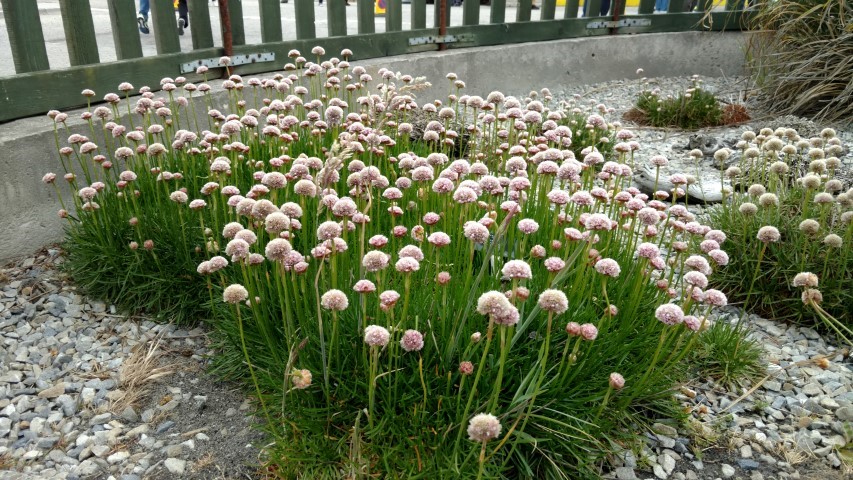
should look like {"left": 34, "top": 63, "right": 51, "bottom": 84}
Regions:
{"left": 0, "top": 1, "right": 652, "bottom": 77}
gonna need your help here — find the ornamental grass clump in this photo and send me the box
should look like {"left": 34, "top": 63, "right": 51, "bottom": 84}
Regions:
{"left": 707, "top": 126, "right": 851, "bottom": 339}
{"left": 46, "top": 49, "right": 737, "bottom": 477}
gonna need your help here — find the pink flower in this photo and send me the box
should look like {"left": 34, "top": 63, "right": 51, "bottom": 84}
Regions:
{"left": 467, "top": 414, "right": 502, "bottom": 443}
{"left": 502, "top": 260, "right": 532, "bottom": 280}
{"left": 544, "top": 257, "right": 565, "bottom": 272}
{"left": 379, "top": 290, "right": 401, "bottom": 308}
{"left": 364, "top": 325, "right": 391, "bottom": 347}
{"left": 400, "top": 330, "right": 424, "bottom": 352}
{"left": 565, "top": 322, "right": 581, "bottom": 336}
{"left": 395, "top": 257, "right": 420, "bottom": 273}
{"left": 580, "top": 323, "right": 598, "bottom": 340}
{"left": 537, "top": 289, "right": 568, "bottom": 314}
{"left": 459, "top": 361, "right": 474, "bottom": 375}
{"left": 321, "top": 290, "right": 349, "bottom": 311}
{"left": 428, "top": 232, "right": 451, "bottom": 247}
{"left": 436, "top": 272, "right": 451, "bottom": 285}
{"left": 398, "top": 245, "right": 425, "bottom": 261}
{"left": 517, "top": 218, "right": 539, "bottom": 234}
{"left": 594, "top": 258, "right": 621, "bottom": 278}
{"left": 354, "top": 279, "right": 377, "bottom": 294}
{"left": 609, "top": 373, "right": 625, "bottom": 390}
{"left": 655, "top": 304, "right": 684, "bottom": 326}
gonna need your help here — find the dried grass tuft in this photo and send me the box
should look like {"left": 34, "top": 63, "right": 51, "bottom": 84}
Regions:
{"left": 747, "top": 0, "right": 853, "bottom": 124}
{"left": 108, "top": 336, "right": 175, "bottom": 414}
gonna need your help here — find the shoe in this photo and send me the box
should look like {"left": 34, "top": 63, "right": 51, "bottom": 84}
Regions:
{"left": 137, "top": 13, "right": 149, "bottom": 34}
{"left": 531, "top": 4, "right": 540, "bottom": 9}
{"left": 177, "top": 17, "right": 185, "bottom": 36}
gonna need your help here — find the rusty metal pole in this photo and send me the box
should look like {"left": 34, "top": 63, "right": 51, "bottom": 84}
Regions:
{"left": 218, "top": 0, "right": 233, "bottom": 77}
{"left": 609, "top": 0, "right": 620, "bottom": 35}
{"left": 438, "top": 0, "right": 447, "bottom": 51}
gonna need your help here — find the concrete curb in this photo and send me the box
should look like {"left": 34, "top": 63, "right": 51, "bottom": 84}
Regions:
{"left": 0, "top": 31, "right": 748, "bottom": 262}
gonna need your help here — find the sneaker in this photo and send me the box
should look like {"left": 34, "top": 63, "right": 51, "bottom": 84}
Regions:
{"left": 178, "top": 17, "right": 186, "bottom": 36}
{"left": 531, "top": 4, "right": 540, "bottom": 9}
{"left": 137, "top": 14, "right": 149, "bottom": 34}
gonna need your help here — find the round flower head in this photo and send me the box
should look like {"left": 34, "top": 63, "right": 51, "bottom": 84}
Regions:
{"left": 362, "top": 250, "right": 390, "bottom": 272}
{"left": 683, "top": 271, "right": 708, "bottom": 289}
{"left": 353, "top": 279, "right": 377, "bottom": 294}
{"left": 265, "top": 238, "right": 293, "bottom": 261}
{"left": 317, "top": 220, "right": 342, "bottom": 240}
{"left": 459, "top": 361, "right": 474, "bottom": 375}
{"left": 655, "top": 303, "right": 684, "bottom": 326}
{"left": 544, "top": 257, "right": 565, "bottom": 272}
{"left": 379, "top": 290, "right": 401, "bottom": 307}
{"left": 399, "top": 245, "right": 425, "bottom": 261}
{"left": 580, "top": 323, "right": 598, "bottom": 341}
{"left": 315, "top": 290, "right": 349, "bottom": 313}
{"left": 739, "top": 203, "right": 757, "bottom": 216}
{"left": 609, "top": 373, "right": 625, "bottom": 390}
{"left": 364, "top": 325, "right": 391, "bottom": 347}
{"left": 799, "top": 219, "right": 820, "bottom": 235}
{"left": 565, "top": 322, "right": 581, "bottom": 336}
{"left": 502, "top": 260, "right": 532, "bottom": 280}
{"left": 477, "top": 291, "right": 513, "bottom": 317}
{"left": 823, "top": 233, "right": 842, "bottom": 248}
{"left": 756, "top": 226, "right": 781, "bottom": 243}
{"left": 594, "top": 258, "right": 621, "bottom": 278}
{"left": 436, "top": 271, "right": 451, "bottom": 285}
{"left": 400, "top": 330, "right": 425, "bottom": 352}
{"left": 223, "top": 284, "right": 249, "bottom": 304}
{"left": 463, "top": 221, "right": 490, "bottom": 244}
{"left": 517, "top": 218, "right": 539, "bottom": 234}
{"left": 703, "top": 289, "right": 727, "bottom": 307}
{"left": 467, "top": 413, "right": 502, "bottom": 443}
{"left": 683, "top": 315, "right": 701, "bottom": 332}
{"left": 225, "top": 239, "right": 250, "bottom": 260}
{"left": 223, "top": 222, "right": 244, "bottom": 239}
{"left": 395, "top": 257, "right": 420, "bottom": 273}
{"left": 291, "top": 369, "right": 312, "bottom": 390}
{"left": 537, "top": 289, "right": 568, "bottom": 314}
{"left": 265, "top": 212, "right": 291, "bottom": 233}
{"left": 709, "top": 249, "right": 730, "bottom": 267}
{"left": 792, "top": 272, "right": 818, "bottom": 288}
{"left": 584, "top": 213, "right": 613, "bottom": 231}
{"left": 636, "top": 242, "right": 660, "bottom": 259}
{"left": 428, "top": 232, "right": 451, "bottom": 248}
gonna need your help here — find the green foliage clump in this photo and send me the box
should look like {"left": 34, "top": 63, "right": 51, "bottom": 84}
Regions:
{"left": 706, "top": 127, "right": 852, "bottom": 342}
{"left": 692, "top": 320, "right": 765, "bottom": 388}
{"left": 45, "top": 54, "right": 759, "bottom": 478}
{"left": 632, "top": 77, "right": 724, "bottom": 130}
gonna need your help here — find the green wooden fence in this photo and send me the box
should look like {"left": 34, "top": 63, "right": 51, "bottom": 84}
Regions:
{"left": 0, "top": 0, "right": 750, "bottom": 123}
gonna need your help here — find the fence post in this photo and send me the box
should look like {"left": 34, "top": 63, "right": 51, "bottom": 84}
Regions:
{"left": 463, "top": 0, "right": 479, "bottom": 26}
{"left": 151, "top": 0, "right": 182, "bottom": 54}
{"left": 259, "top": 0, "right": 283, "bottom": 42}
{"left": 638, "top": 0, "right": 655, "bottom": 14}
{"left": 108, "top": 0, "right": 144, "bottom": 60}
{"left": 563, "top": 0, "right": 580, "bottom": 18}
{"left": 188, "top": 0, "right": 215, "bottom": 49}
{"left": 412, "top": 0, "right": 427, "bottom": 29}
{"left": 0, "top": 0, "right": 50, "bottom": 73}
{"left": 58, "top": 0, "right": 101, "bottom": 66}
{"left": 490, "top": 0, "right": 506, "bottom": 23}
{"left": 295, "top": 0, "right": 317, "bottom": 39}
{"left": 357, "top": 0, "right": 375, "bottom": 33}
{"left": 387, "top": 0, "right": 403, "bottom": 31}
{"left": 541, "top": 0, "right": 557, "bottom": 20}
{"left": 516, "top": 0, "right": 532, "bottom": 22}
{"left": 327, "top": 0, "right": 348, "bottom": 37}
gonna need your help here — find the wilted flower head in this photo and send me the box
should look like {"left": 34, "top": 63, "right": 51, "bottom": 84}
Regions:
{"left": 792, "top": 272, "right": 818, "bottom": 288}
{"left": 801, "top": 288, "right": 823, "bottom": 305}
{"left": 364, "top": 325, "right": 391, "bottom": 347}
{"left": 291, "top": 369, "right": 312, "bottom": 390}
{"left": 467, "top": 413, "right": 502, "bottom": 443}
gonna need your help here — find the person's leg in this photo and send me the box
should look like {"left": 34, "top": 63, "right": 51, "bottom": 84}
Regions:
{"left": 137, "top": 0, "right": 150, "bottom": 34}
{"left": 178, "top": 0, "right": 189, "bottom": 26}
{"left": 600, "top": 0, "right": 610, "bottom": 15}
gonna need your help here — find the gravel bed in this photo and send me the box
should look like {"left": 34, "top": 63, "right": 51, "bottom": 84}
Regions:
{"left": 1, "top": 75, "right": 850, "bottom": 479}
{"left": 0, "top": 250, "right": 263, "bottom": 480}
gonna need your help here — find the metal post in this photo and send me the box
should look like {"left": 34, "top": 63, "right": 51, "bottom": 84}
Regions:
{"left": 218, "top": 0, "right": 233, "bottom": 76}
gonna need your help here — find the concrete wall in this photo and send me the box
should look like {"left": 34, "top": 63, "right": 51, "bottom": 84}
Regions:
{"left": 0, "top": 31, "right": 748, "bottom": 262}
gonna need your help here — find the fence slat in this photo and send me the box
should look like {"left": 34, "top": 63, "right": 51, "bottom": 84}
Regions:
{"left": 584, "top": 0, "right": 603, "bottom": 16}
{"left": 188, "top": 0, "right": 215, "bottom": 49}
{"left": 563, "top": 0, "right": 580, "bottom": 18}
{"left": 358, "top": 0, "right": 375, "bottom": 33}
{"left": 259, "top": 0, "right": 283, "bottom": 42}
{"left": 58, "top": 0, "right": 100, "bottom": 66}
{"left": 0, "top": 0, "right": 50, "bottom": 73}
{"left": 638, "top": 0, "right": 655, "bottom": 14}
{"left": 387, "top": 0, "right": 403, "bottom": 31}
{"left": 412, "top": 0, "right": 427, "bottom": 29}
{"left": 541, "top": 0, "right": 557, "bottom": 20}
{"left": 108, "top": 0, "right": 144, "bottom": 60}
{"left": 327, "top": 0, "right": 348, "bottom": 37}
{"left": 490, "top": 0, "right": 506, "bottom": 23}
{"left": 150, "top": 0, "right": 182, "bottom": 54}
{"left": 463, "top": 0, "right": 479, "bottom": 25}
{"left": 516, "top": 0, "right": 532, "bottom": 22}
{"left": 295, "top": 0, "right": 317, "bottom": 39}
{"left": 226, "top": 0, "right": 246, "bottom": 46}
